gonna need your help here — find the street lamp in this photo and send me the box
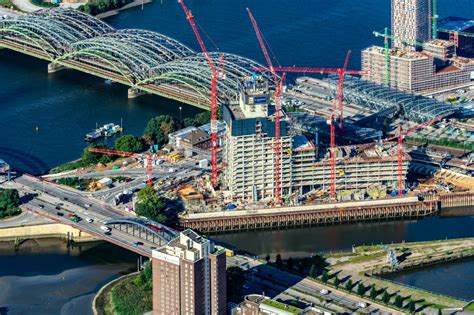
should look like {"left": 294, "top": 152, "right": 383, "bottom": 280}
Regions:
{"left": 179, "top": 106, "right": 182, "bottom": 123}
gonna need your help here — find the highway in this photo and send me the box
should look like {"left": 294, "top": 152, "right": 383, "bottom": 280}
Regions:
{"left": 228, "top": 255, "right": 398, "bottom": 314}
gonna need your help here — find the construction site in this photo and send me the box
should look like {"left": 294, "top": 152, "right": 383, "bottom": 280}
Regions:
{"left": 20, "top": 0, "right": 473, "bottom": 230}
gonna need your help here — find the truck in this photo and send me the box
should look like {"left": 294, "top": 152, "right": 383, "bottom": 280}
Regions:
{"left": 100, "top": 225, "right": 111, "bottom": 233}
{"left": 67, "top": 213, "right": 80, "bottom": 222}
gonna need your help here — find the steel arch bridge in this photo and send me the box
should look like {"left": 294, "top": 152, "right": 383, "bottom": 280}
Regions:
{"left": 0, "top": 8, "right": 272, "bottom": 109}
{"left": 104, "top": 218, "right": 178, "bottom": 246}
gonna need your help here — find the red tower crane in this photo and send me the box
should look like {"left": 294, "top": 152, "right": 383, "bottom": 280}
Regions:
{"left": 382, "top": 116, "right": 444, "bottom": 195}
{"left": 178, "top": 0, "right": 224, "bottom": 188}
{"left": 255, "top": 53, "right": 368, "bottom": 200}
{"left": 247, "top": 8, "right": 285, "bottom": 205}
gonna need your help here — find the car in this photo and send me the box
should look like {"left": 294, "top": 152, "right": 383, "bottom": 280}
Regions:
{"left": 56, "top": 212, "right": 64, "bottom": 216}
{"left": 134, "top": 241, "right": 144, "bottom": 246}
{"left": 38, "top": 204, "right": 44, "bottom": 208}
{"left": 84, "top": 203, "right": 92, "bottom": 208}
{"left": 320, "top": 289, "right": 329, "bottom": 295}
{"left": 150, "top": 246, "right": 157, "bottom": 250}
{"left": 357, "top": 302, "right": 368, "bottom": 308}
{"left": 55, "top": 206, "right": 61, "bottom": 210}
{"left": 86, "top": 218, "right": 93, "bottom": 223}
{"left": 62, "top": 197, "right": 68, "bottom": 201}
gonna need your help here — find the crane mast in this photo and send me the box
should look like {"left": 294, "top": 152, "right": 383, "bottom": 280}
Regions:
{"left": 247, "top": 8, "right": 283, "bottom": 205}
{"left": 178, "top": 0, "right": 220, "bottom": 188}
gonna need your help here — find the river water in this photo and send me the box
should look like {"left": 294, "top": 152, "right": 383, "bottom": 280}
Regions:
{"left": 1, "top": 0, "right": 474, "bottom": 311}
{"left": 0, "top": 239, "right": 137, "bottom": 315}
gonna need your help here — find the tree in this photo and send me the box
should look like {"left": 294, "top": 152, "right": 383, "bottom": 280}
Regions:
{"left": 194, "top": 111, "right": 211, "bottom": 126}
{"left": 115, "top": 134, "right": 143, "bottom": 153}
{"left": 265, "top": 254, "right": 270, "bottom": 263}
{"left": 321, "top": 270, "right": 329, "bottom": 283}
{"left": 356, "top": 283, "right": 365, "bottom": 296}
{"left": 334, "top": 277, "right": 340, "bottom": 288}
{"left": 143, "top": 115, "right": 177, "bottom": 146}
{"left": 394, "top": 295, "right": 403, "bottom": 308}
{"left": 309, "top": 264, "right": 317, "bottom": 278}
{"left": 0, "top": 189, "right": 21, "bottom": 219}
{"left": 286, "top": 257, "right": 294, "bottom": 270}
{"left": 226, "top": 266, "right": 245, "bottom": 297}
{"left": 275, "top": 254, "right": 282, "bottom": 268}
{"left": 345, "top": 279, "right": 353, "bottom": 291}
{"left": 81, "top": 143, "right": 110, "bottom": 165}
{"left": 183, "top": 117, "right": 195, "bottom": 128}
{"left": 369, "top": 285, "right": 377, "bottom": 299}
{"left": 135, "top": 186, "right": 166, "bottom": 223}
{"left": 407, "top": 301, "right": 415, "bottom": 313}
{"left": 381, "top": 290, "right": 389, "bottom": 304}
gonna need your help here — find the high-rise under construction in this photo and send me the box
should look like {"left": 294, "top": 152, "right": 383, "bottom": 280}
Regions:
{"left": 392, "top": 0, "right": 432, "bottom": 48}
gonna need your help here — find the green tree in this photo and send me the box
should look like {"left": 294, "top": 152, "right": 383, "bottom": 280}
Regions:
{"left": 356, "top": 283, "right": 365, "bottom": 296}
{"left": 193, "top": 111, "right": 211, "bottom": 125}
{"left": 321, "top": 270, "right": 329, "bottom": 283}
{"left": 308, "top": 264, "right": 317, "bottom": 278}
{"left": 275, "top": 254, "right": 282, "bottom": 268}
{"left": 286, "top": 257, "right": 294, "bottom": 270}
{"left": 81, "top": 143, "right": 110, "bottom": 165}
{"left": 115, "top": 134, "right": 144, "bottom": 153}
{"left": 143, "top": 115, "right": 178, "bottom": 146}
{"left": 369, "top": 285, "right": 377, "bottom": 299}
{"left": 265, "top": 254, "right": 270, "bottom": 263}
{"left": 407, "top": 301, "right": 415, "bottom": 313}
{"left": 345, "top": 279, "right": 353, "bottom": 291}
{"left": 0, "top": 189, "right": 21, "bottom": 219}
{"left": 394, "top": 295, "right": 403, "bottom": 308}
{"left": 334, "top": 277, "right": 340, "bottom": 288}
{"left": 227, "top": 266, "right": 245, "bottom": 297}
{"left": 183, "top": 117, "right": 195, "bottom": 127}
{"left": 135, "top": 186, "right": 166, "bottom": 223}
{"left": 381, "top": 290, "right": 389, "bottom": 304}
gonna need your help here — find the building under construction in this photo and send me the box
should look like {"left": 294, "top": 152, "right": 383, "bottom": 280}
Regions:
{"left": 362, "top": 0, "right": 474, "bottom": 93}
{"left": 362, "top": 43, "right": 474, "bottom": 93}
{"left": 222, "top": 76, "right": 409, "bottom": 202}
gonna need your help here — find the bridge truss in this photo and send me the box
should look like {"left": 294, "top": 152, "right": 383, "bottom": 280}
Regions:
{"left": 0, "top": 8, "right": 272, "bottom": 108}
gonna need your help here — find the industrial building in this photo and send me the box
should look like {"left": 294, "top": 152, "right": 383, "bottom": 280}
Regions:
{"left": 391, "top": 0, "right": 432, "bottom": 49}
{"left": 152, "top": 229, "right": 226, "bottom": 315}
{"left": 223, "top": 76, "right": 409, "bottom": 202}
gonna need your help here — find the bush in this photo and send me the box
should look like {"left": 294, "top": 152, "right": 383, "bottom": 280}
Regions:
{"left": 0, "top": 189, "right": 21, "bottom": 219}
{"left": 111, "top": 265, "right": 152, "bottom": 315}
{"left": 135, "top": 186, "right": 167, "bottom": 223}
{"left": 115, "top": 134, "right": 144, "bottom": 153}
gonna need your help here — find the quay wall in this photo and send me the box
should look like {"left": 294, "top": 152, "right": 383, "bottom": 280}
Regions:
{"left": 180, "top": 200, "right": 438, "bottom": 233}
{"left": 0, "top": 223, "right": 97, "bottom": 243}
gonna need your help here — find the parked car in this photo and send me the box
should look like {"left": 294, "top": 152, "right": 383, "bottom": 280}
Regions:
{"left": 56, "top": 212, "right": 64, "bottom": 217}
{"left": 86, "top": 218, "right": 93, "bottom": 223}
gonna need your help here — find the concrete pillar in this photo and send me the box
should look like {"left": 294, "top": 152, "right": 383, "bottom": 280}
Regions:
{"left": 127, "top": 88, "right": 146, "bottom": 99}
{"left": 47, "top": 62, "right": 66, "bottom": 73}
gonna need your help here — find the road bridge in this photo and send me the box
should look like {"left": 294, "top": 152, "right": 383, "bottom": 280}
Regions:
{"left": 0, "top": 8, "right": 272, "bottom": 109}
{"left": 7, "top": 174, "right": 178, "bottom": 257}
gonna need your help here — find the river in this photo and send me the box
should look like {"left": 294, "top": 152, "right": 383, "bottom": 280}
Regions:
{"left": 1, "top": 0, "right": 474, "bottom": 311}
{"left": 0, "top": 239, "right": 138, "bottom": 315}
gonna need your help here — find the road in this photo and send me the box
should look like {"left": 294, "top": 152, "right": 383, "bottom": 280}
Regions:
{"left": 3, "top": 175, "right": 168, "bottom": 257}
{"left": 10, "top": 0, "right": 40, "bottom": 13}
{"left": 228, "top": 255, "right": 398, "bottom": 314}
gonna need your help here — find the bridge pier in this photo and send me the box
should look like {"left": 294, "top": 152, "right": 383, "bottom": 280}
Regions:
{"left": 48, "top": 62, "right": 66, "bottom": 73}
{"left": 128, "top": 88, "right": 146, "bottom": 99}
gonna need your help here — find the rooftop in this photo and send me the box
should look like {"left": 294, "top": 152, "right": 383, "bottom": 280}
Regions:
{"left": 261, "top": 299, "right": 302, "bottom": 314}
{"left": 292, "top": 135, "right": 315, "bottom": 151}
{"left": 439, "top": 16, "right": 474, "bottom": 33}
